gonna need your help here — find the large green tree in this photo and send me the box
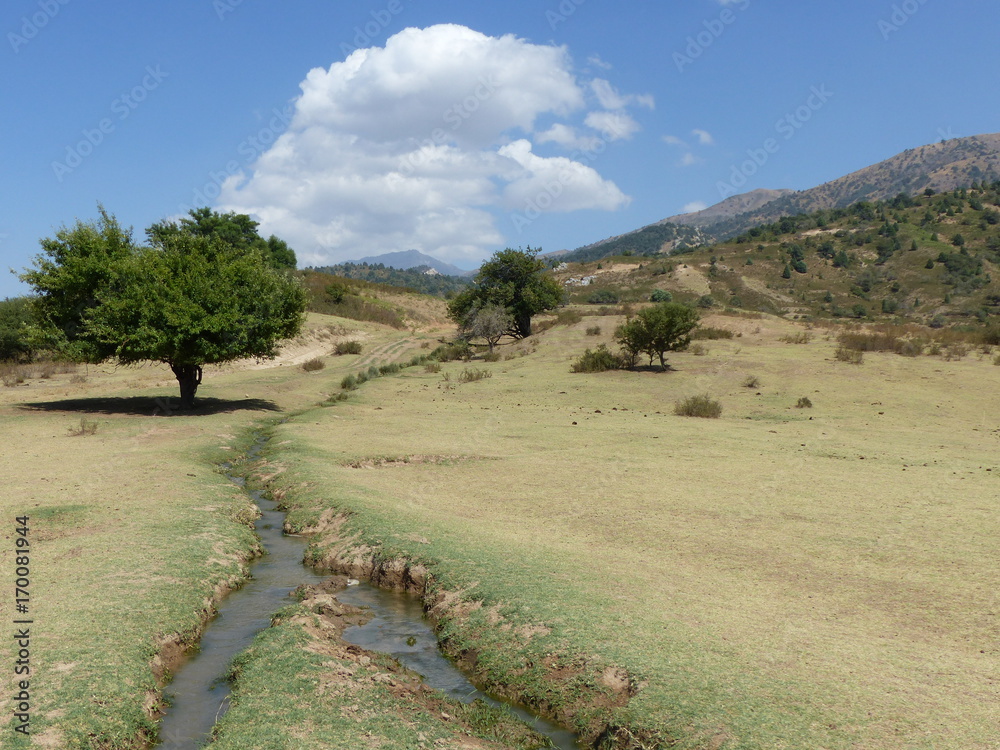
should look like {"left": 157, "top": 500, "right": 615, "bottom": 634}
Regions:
{"left": 447, "top": 248, "right": 563, "bottom": 338}
{"left": 615, "top": 302, "right": 699, "bottom": 370}
{"left": 21, "top": 208, "right": 306, "bottom": 408}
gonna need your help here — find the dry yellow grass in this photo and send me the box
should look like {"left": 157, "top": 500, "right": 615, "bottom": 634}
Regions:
{"left": 264, "top": 312, "right": 1000, "bottom": 748}
{"left": 2, "top": 307, "right": 997, "bottom": 748}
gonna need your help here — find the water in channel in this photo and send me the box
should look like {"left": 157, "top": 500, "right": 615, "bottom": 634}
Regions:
{"left": 156, "top": 434, "right": 583, "bottom": 749}
{"left": 156, "top": 439, "right": 326, "bottom": 747}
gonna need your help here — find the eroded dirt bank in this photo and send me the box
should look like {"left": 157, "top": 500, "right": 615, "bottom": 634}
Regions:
{"left": 292, "top": 508, "right": 661, "bottom": 750}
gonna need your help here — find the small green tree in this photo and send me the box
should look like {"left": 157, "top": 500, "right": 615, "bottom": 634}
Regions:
{"left": 459, "top": 303, "right": 511, "bottom": 353}
{"left": 615, "top": 302, "right": 699, "bottom": 370}
{"left": 447, "top": 248, "right": 563, "bottom": 339}
{"left": 22, "top": 209, "right": 306, "bottom": 408}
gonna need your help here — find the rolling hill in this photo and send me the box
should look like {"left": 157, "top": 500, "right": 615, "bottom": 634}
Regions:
{"left": 554, "top": 183, "right": 1000, "bottom": 328}
{"left": 690, "top": 133, "right": 1000, "bottom": 239}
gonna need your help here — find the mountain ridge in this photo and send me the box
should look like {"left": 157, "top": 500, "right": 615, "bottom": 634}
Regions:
{"left": 350, "top": 250, "right": 474, "bottom": 277}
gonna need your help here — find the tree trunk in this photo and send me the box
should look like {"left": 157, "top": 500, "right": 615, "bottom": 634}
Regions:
{"left": 514, "top": 312, "right": 531, "bottom": 338}
{"left": 170, "top": 364, "right": 203, "bottom": 409}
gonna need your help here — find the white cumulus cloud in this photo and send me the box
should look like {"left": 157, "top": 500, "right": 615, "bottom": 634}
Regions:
{"left": 218, "top": 24, "right": 646, "bottom": 267}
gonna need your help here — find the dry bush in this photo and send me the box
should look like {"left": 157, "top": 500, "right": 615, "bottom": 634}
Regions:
{"left": 674, "top": 394, "right": 722, "bottom": 419}
{"left": 692, "top": 327, "right": 735, "bottom": 340}
{"left": 796, "top": 396, "right": 813, "bottom": 408}
{"left": 780, "top": 332, "right": 812, "bottom": 344}
{"left": 585, "top": 325, "right": 602, "bottom": 336}
{"left": 690, "top": 343, "right": 708, "bottom": 356}
{"left": 68, "top": 418, "right": 98, "bottom": 437}
{"left": 302, "top": 358, "right": 325, "bottom": 372}
{"left": 742, "top": 375, "right": 761, "bottom": 388}
{"left": 334, "top": 340, "right": 363, "bottom": 356}
{"left": 835, "top": 346, "right": 864, "bottom": 364}
{"left": 458, "top": 367, "right": 492, "bottom": 383}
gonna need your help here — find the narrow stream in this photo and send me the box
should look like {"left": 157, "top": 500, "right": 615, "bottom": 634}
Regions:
{"left": 155, "top": 432, "right": 584, "bottom": 749}
{"left": 337, "top": 583, "right": 585, "bottom": 750}
{"left": 156, "top": 438, "right": 326, "bottom": 747}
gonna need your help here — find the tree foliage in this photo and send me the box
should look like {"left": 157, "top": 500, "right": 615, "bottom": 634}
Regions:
{"left": 147, "top": 207, "right": 298, "bottom": 269}
{"left": 457, "top": 303, "right": 511, "bottom": 352}
{"left": 615, "top": 302, "right": 700, "bottom": 370}
{"left": 447, "top": 248, "right": 563, "bottom": 339}
{"left": 21, "top": 208, "right": 306, "bottom": 407}
{"left": 0, "top": 297, "right": 35, "bottom": 361}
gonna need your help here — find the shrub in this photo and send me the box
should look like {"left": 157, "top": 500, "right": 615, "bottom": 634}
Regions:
{"left": 340, "top": 373, "right": 358, "bottom": 390}
{"left": 835, "top": 346, "right": 864, "bottom": 364}
{"left": 674, "top": 395, "right": 722, "bottom": 418}
{"left": 482, "top": 351, "right": 501, "bottom": 362}
{"left": 692, "top": 327, "right": 734, "bottom": 340}
{"left": 378, "top": 363, "right": 401, "bottom": 376}
{"left": 356, "top": 371, "right": 369, "bottom": 385}
{"left": 556, "top": 309, "right": 583, "bottom": 326}
{"left": 68, "top": 418, "right": 98, "bottom": 437}
{"left": 424, "top": 362, "right": 442, "bottom": 373}
{"left": 367, "top": 365, "right": 381, "bottom": 379}
{"left": 334, "top": 340, "right": 363, "bottom": 355}
{"left": 697, "top": 295, "right": 715, "bottom": 308}
{"left": 585, "top": 325, "right": 602, "bottom": 336}
{"left": 458, "top": 367, "right": 492, "bottom": 383}
{"left": 994, "top": 354, "right": 1000, "bottom": 366}
{"left": 571, "top": 344, "right": 625, "bottom": 373}
{"left": 690, "top": 343, "right": 708, "bottom": 356}
{"left": 779, "top": 332, "right": 812, "bottom": 344}
{"left": 650, "top": 289, "right": 672, "bottom": 303}
{"left": 795, "top": 396, "right": 813, "bottom": 409}
{"left": 742, "top": 375, "right": 760, "bottom": 388}
{"left": 431, "top": 341, "right": 472, "bottom": 362}
{"left": 587, "top": 289, "right": 619, "bottom": 305}
{"left": 981, "top": 326, "right": 1000, "bottom": 346}
{"left": 302, "top": 357, "right": 325, "bottom": 372}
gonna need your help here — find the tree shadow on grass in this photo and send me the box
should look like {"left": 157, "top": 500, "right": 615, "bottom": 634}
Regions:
{"left": 17, "top": 395, "right": 281, "bottom": 417}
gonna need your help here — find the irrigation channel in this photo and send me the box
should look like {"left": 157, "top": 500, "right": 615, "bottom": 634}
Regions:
{"left": 155, "top": 432, "right": 583, "bottom": 749}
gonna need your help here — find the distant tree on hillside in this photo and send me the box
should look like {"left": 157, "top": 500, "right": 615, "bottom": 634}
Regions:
{"left": 615, "top": 302, "right": 699, "bottom": 370}
{"left": 448, "top": 248, "right": 563, "bottom": 339}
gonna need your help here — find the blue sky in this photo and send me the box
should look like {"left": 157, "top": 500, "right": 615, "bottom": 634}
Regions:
{"left": 2, "top": 0, "right": 997, "bottom": 298}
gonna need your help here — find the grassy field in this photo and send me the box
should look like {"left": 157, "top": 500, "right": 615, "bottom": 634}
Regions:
{"left": 260, "top": 312, "right": 999, "bottom": 749}
{"left": 2, "top": 308, "right": 997, "bottom": 748}
{"left": 0, "top": 314, "right": 443, "bottom": 748}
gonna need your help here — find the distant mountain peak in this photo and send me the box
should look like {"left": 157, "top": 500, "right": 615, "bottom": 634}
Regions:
{"left": 686, "top": 133, "right": 1000, "bottom": 240}
{"left": 664, "top": 189, "right": 794, "bottom": 227}
{"left": 350, "top": 250, "right": 473, "bottom": 277}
